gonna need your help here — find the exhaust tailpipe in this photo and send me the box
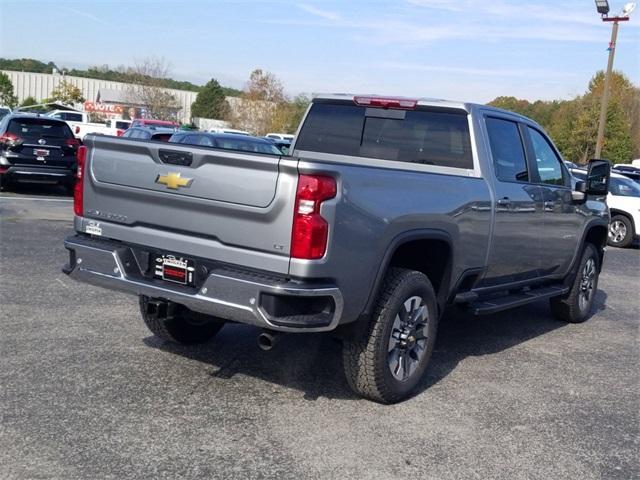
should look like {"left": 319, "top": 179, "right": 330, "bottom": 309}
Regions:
{"left": 257, "top": 331, "right": 281, "bottom": 351}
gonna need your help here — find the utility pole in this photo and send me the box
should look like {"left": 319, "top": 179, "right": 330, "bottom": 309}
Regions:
{"left": 593, "top": 1, "right": 634, "bottom": 158}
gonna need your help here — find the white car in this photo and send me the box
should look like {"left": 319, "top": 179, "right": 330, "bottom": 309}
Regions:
{"left": 265, "top": 133, "right": 294, "bottom": 141}
{"left": 573, "top": 169, "right": 640, "bottom": 248}
{"left": 208, "top": 128, "right": 250, "bottom": 136}
{"left": 46, "top": 110, "right": 130, "bottom": 139}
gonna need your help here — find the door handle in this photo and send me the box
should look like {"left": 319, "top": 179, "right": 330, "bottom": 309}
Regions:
{"left": 497, "top": 197, "right": 511, "bottom": 206}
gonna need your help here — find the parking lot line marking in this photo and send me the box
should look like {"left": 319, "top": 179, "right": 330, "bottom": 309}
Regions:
{"left": 0, "top": 196, "right": 73, "bottom": 202}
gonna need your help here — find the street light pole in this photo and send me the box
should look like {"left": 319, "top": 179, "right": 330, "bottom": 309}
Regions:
{"left": 593, "top": 0, "right": 635, "bottom": 159}
{"left": 594, "top": 18, "right": 627, "bottom": 158}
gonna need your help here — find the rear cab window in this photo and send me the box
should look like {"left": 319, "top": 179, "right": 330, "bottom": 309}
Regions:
{"left": 8, "top": 118, "right": 74, "bottom": 139}
{"left": 296, "top": 102, "right": 474, "bottom": 170}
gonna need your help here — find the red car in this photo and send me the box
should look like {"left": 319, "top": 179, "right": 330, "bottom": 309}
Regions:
{"left": 130, "top": 119, "right": 179, "bottom": 129}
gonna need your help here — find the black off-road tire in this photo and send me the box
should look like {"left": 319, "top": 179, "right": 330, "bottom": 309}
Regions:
{"left": 607, "top": 214, "right": 634, "bottom": 248}
{"left": 342, "top": 268, "right": 438, "bottom": 404}
{"left": 550, "top": 243, "right": 600, "bottom": 324}
{"left": 139, "top": 295, "right": 225, "bottom": 345}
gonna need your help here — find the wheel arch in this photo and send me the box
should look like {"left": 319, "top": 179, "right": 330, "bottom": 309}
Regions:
{"left": 361, "top": 230, "right": 454, "bottom": 318}
{"left": 609, "top": 209, "right": 636, "bottom": 232}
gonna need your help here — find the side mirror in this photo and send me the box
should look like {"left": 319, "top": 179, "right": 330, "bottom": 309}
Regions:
{"left": 586, "top": 159, "right": 611, "bottom": 196}
{"left": 572, "top": 180, "right": 586, "bottom": 202}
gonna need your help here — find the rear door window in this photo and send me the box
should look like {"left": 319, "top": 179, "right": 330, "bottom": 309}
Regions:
{"left": 485, "top": 117, "right": 529, "bottom": 182}
{"left": 8, "top": 119, "right": 73, "bottom": 139}
{"left": 296, "top": 103, "right": 473, "bottom": 169}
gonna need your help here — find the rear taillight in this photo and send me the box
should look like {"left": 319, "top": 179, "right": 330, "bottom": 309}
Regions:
{"left": 291, "top": 175, "right": 337, "bottom": 259}
{"left": 353, "top": 96, "right": 417, "bottom": 109}
{"left": 116, "top": 129, "right": 124, "bottom": 136}
{"left": 74, "top": 146, "right": 87, "bottom": 216}
{"left": 75, "top": 126, "right": 80, "bottom": 135}
{"left": 65, "top": 138, "right": 81, "bottom": 148}
{"left": 0, "top": 133, "right": 19, "bottom": 147}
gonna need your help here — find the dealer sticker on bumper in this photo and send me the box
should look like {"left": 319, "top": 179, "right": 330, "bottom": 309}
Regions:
{"left": 85, "top": 222, "right": 102, "bottom": 236}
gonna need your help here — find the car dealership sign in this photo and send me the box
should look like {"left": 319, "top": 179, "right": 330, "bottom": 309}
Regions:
{"left": 84, "top": 101, "right": 124, "bottom": 114}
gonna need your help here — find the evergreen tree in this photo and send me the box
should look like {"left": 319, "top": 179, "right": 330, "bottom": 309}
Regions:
{"left": 190, "top": 79, "right": 230, "bottom": 120}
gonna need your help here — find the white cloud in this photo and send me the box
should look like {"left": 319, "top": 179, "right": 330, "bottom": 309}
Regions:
{"left": 62, "top": 6, "right": 111, "bottom": 27}
{"left": 296, "top": 3, "right": 342, "bottom": 22}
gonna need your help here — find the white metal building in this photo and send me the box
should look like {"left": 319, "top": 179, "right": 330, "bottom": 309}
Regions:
{"left": 3, "top": 70, "right": 199, "bottom": 121}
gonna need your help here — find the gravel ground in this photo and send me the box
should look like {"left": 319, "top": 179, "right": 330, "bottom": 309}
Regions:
{"left": 1, "top": 191, "right": 638, "bottom": 480}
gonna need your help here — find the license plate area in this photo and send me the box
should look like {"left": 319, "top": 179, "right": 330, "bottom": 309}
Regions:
{"left": 33, "top": 148, "right": 49, "bottom": 159}
{"left": 153, "top": 253, "right": 195, "bottom": 286}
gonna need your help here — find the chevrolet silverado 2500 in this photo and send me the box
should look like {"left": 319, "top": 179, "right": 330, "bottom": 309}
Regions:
{"left": 63, "top": 95, "right": 611, "bottom": 403}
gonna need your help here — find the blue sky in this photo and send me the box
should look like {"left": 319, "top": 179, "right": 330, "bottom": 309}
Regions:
{"left": 1, "top": 0, "right": 638, "bottom": 102}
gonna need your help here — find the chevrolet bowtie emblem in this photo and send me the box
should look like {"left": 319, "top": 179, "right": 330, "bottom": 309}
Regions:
{"left": 156, "top": 172, "right": 193, "bottom": 190}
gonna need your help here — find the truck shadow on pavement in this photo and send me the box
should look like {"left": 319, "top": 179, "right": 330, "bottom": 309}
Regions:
{"left": 144, "top": 289, "right": 608, "bottom": 402}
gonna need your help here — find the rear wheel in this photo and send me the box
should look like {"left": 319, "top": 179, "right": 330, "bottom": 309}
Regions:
{"left": 550, "top": 243, "right": 600, "bottom": 323}
{"left": 139, "top": 295, "right": 225, "bottom": 345}
{"left": 608, "top": 215, "right": 634, "bottom": 248}
{"left": 342, "top": 268, "right": 438, "bottom": 404}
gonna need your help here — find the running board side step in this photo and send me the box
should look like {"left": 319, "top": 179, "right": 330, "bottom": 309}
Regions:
{"left": 469, "top": 285, "right": 570, "bottom": 315}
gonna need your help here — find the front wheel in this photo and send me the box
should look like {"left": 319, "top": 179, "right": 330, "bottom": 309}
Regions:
{"left": 550, "top": 243, "right": 600, "bottom": 323}
{"left": 139, "top": 296, "right": 225, "bottom": 345}
{"left": 342, "top": 268, "right": 438, "bottom": 404}
{"left": 608, "top": 215, "right": 634, "bottom": 248}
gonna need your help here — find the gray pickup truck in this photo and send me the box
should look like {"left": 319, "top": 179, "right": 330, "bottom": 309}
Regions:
{"left": 63, "top": 95, "right": 611, "bottom": 403}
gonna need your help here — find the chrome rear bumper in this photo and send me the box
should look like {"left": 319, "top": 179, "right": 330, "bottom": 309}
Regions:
{"left": 63, "top": 235, "right": 344, "bottom": 332}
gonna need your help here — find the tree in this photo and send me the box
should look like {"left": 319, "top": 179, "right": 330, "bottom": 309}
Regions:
{"left": 47, "top": 80, "right": 85, "bottom": 105}
{"left": 190, "top": 79, "right": 230, "bottom": 120}
{"left": 230, "top": 69, "right": 287, "bottom": 135}
{"left": 0, "top": 72, "right": 17, "bottom": 108}
{"left": 125, "top": 57, "right": 180, "bottom": 120}
{"left": 19, "top": 96, "right": 38, "bottom": 107}
{"left": 488, "top": 70, "right": 639, "bottom": 164}
{"left": 267, "top": 94, "right": 311, "bottom": 134}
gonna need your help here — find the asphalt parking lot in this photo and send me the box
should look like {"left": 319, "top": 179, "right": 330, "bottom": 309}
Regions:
{"left": 1, "top": 186, "right": 638, "bottom": 480}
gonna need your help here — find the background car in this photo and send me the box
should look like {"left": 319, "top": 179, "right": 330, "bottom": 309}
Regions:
{"left": 0, "top": 106, "right": 12, "bottom": 120}
{"left": 572, "top": 168, "right": 640, "bottom": 248}
{"left": 208, "top": 128, "right": 250, "bottom": 136}
{"left": 265, "top": 137, "right": 291, "bottom": 154}
{"left": 121, "top": 126, "right": 176, "bottom": 142}
{"left": 265, "top": 133, "right": 294, "bottom": 141}
{"left": 612, "top": 165, "right": 640, "bottom": 184}
{"left": 0, "top": 113, "right": 79, "bottom": 192}
{"left": 169, "top": 131, "right": 282, "bottom": 155}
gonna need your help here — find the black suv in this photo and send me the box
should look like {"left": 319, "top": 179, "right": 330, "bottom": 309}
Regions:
{"left": 0, "top": 114, "right": 79, "bottom": 192}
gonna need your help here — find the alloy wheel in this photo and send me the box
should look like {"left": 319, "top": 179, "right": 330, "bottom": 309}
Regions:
{"left": 609, "top": 220, "right": 627, "bottom": 244}
{"left": 387, "top": 295, "right": 429, "bottom": 382}
{"left": 578, "top": 257, "right": 596, "bottom": 313}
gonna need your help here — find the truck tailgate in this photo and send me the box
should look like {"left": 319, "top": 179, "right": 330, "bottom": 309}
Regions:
{"left": 80, "top": 135, "right": 297, "bottom": 273}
